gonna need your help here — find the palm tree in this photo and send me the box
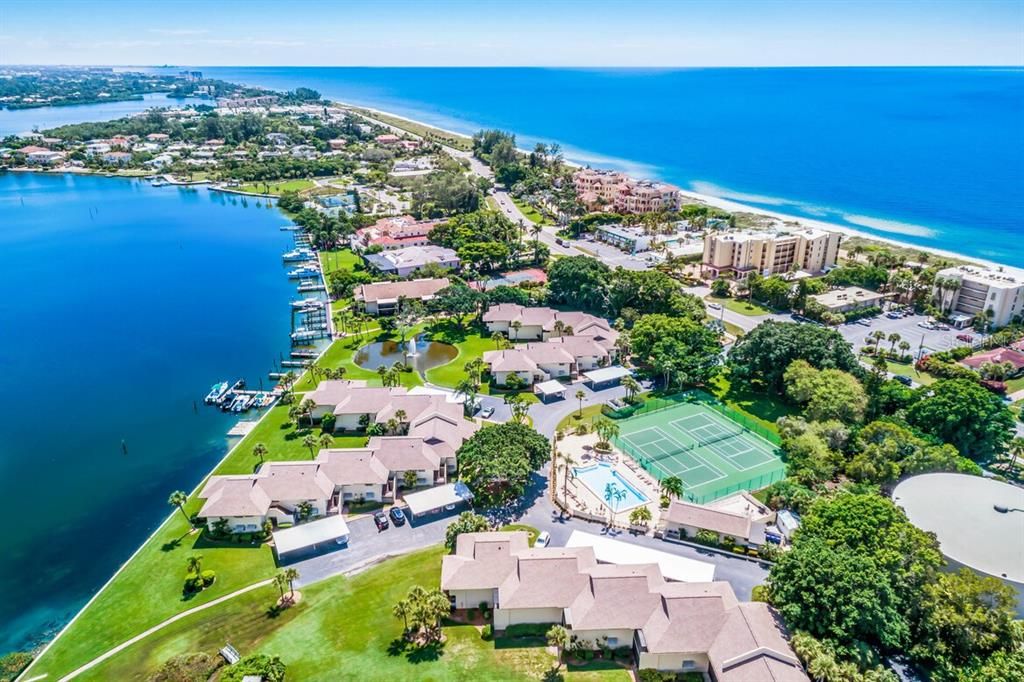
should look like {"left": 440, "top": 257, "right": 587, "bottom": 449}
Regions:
{"left": 186, "top": 554, "right": 203, "bottom": 575}
{"left": 593, "top": 417, "right": 620, "bottom": 446}
{"left": 252, "top": 442, "right": 268, "bottom": 465}
{"left": 603, "top": 484, "right": 627, "bottom": 523}
{"left": 575, "top": 389, "right": 586, "bottom": 417}
{"left": 491, "top": 331, "right": 507, "bottom": 350}
{"left": 661, "top": 476, "right": 684, "bottom": 499}
{"left": 887, "top": 332, "right": 901, "bottom": 354}
{"left": 1008, "top": 437, "right": 1024, "bottom": 476}
{"left": 274, "top": 572, "right": 288, "bottom": 602}
{"left": 282, "top": 567, "right": 299, "bottom": 599}
{"left": 511, "top": 320, "right": 522, "bottom": 341}
{"left": 629, "top": 505, "right": 653, "bottom": 526}
{"left": 302, "top": 433, "right": 318, "bottom": 459}
{"left": 530, "top": 222, "right": 543, "bottom": 263}
{"left": 168, "top": 490, "right": 191, "bottom": 526}
{"left": 552, "top": 320, "right": 566, "bottom": 338}
{"left": 898, "top": 340, "right": 911, "bottom": 358}
{"left": 299, "top": 398, "right": 316, "bottom": 427}
{"left": 318, "top": 433, "right": 334, "bottom": 452}
{"left": 546, "top": 625, "right": 571, "bottom": 668}
{"left": 394, "top": 409, "right": 408, "bottom": 431}
{"left": 621, "top": 375, "right": 640, "bottom": 401}
{"left": 393, "top": 597, "right": 411, "bottom": 632}
{"left": 558, "top": 450, "right": 578, "bottom": 502}
{"left": 403, "top": 469, "right": 418, "bottom": 489}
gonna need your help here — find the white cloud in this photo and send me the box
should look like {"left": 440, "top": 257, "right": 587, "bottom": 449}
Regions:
{"left": 148, "top": 28, "right": 210, "bottom": 36}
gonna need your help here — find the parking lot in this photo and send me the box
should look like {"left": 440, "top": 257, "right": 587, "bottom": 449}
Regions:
{"left": 835, "top": 310, "right": 979, "bottom": 356}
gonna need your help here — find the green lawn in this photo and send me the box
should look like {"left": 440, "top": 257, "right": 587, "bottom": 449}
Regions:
{"left": 557, "top": 403, "right": 607, "bottom": 433}
{"left": 217, "top": 404, "right": 368, "bottom": 476}
{"left": 318, "top": 247, "right": 363, "bottom": 278}
{"left": 24, "top": 401, "right": 366, "bottom": 679}
{"left": 708, "top": 295, "right": 773, "bottom": 317}
{"left": 876, "top": 358, "right": 937, "bottom": 386}
{"left": 293, "top": 328, "right": 426, "bottom": 392}
{"left": 500, "top": 524, "right": 541, "bottom": 547}
{"left": 1005, "top": 375, "right": 1024, "bottom": 393}
{"left": 709, "top": 373, "right": 795, "bottom": 434}
{"left": 511, "top": 197, "right": 550, "bottom": 225}
{"left": 424, "top": 323, "right": 494, "bottom": 388}
{"left": 237, "top": 179, "right": 315, "bottom": 195}
{"left": 82, "top": 546, "right": 626, "bottom": 681}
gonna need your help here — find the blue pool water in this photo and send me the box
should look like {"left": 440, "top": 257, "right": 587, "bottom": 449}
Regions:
{"left": 0, "top": 173, "right": 297, "bottom": 653}
{"left": 188, "top": 67, "right": 1024, "bottom": 267}
{"left": 573, "top": 463, "right": 649, "bottom": 510}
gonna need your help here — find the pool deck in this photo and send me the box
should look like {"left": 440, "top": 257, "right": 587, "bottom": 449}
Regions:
{"left": 556, "top": 433, "right": 663, "bottom": 527}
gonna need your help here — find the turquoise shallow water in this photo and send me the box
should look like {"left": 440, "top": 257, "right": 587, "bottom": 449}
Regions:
{"left": 0, "top": 173, "right": 297, "bottom": 652}
{"left": 574, "top": 463, "right": 649, "bottom": 510}
{"left": 193, "top": 67, "right": 1024, "bottom": 267}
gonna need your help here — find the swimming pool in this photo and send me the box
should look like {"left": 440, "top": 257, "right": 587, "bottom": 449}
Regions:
{"left": 573, "top": 463, "right": 649, "bottom": 511}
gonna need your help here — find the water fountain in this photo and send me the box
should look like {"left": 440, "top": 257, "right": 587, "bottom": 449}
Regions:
{"left": 406, "top": 335, "right": 419, "bottom": 357}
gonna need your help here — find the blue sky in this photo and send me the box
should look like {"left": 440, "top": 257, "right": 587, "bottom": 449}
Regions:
{"left": 1, "top": 0, "right": 1021, "bottom": 66}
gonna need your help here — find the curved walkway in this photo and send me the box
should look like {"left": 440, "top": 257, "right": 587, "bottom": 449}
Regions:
{"left": 57, "top": 578, "right": 273, "bottom": 681}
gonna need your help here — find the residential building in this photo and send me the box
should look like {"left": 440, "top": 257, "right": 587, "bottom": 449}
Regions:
{"left": 375, "top": 134, "right": 401, "bottom": 145}
{"left": 146, "top": 133, "right": 170, "bottom": 142}
{"left": 482, "top": 304, "right": 619, "bottom": 350}
{"left": 441, "top": 532, "right": 808, "bottom": 680}
{"left": 85, "top": 142, "right": 112, "bottom": 157}
{"left": 483, "top": 336, "right": 614, "bottom": 386}
{"left": 101, "top": 151, "right": 133, "bottom": 165}
{"left": 305, "top": 381, "right": 478, "bottom": 470}
{"left": 363, "top": 245, "right": 460, "bottom": 277}
{"left": 661, "top": 493, "right": 775, "bottom": 548}
{"left": 25, "top": 150, "right": 66, "bottom": 165}
{"left": 702, "top": 228, "right": 842, "bottom": 279}
{"left": 352, "top": 277, "right": 450, "bottom": 315}
{"left": 328, "top": 138, "right": 347, "bottom": 150}
{"left": 595, "top": 224, "right": 652, "bottom": 253}
{"left": 572, "top": 169, "right": 680, "bottom": 214}
{"left": 933, "top": 266, "right": 1024, "bottom": 329}
{"left": 961, "top": 347, "right": 1024, "bottom": 376}
{"left": 808, "top": 286, "right": 886, "bottom": 314}
{"left": 266, "top": 132, "right": 289, "bottom": 146}
{"left": 351, "top": 214, "right": 442, "bottom": 251}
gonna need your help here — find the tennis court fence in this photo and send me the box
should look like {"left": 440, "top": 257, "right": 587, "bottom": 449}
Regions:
{"left": 602, "top": 390, "right": 781, "bottom": 446}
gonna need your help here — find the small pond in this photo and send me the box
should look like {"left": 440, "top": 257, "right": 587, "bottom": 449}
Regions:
{"left": 354, "top": 335, "right": 457, "bottom": 374}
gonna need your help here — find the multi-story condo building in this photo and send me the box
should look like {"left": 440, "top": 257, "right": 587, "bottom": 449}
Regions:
{"left": 701, "top": 228, "right": 841, "bottom": 279}
{"left": 573, "top": 169, "right": 680, "bottom": 214}
{"left": 933, "top": 266, "right": 1024, "bottom": 329}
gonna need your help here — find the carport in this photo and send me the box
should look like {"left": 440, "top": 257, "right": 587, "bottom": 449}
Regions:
{"left": 403, "top": 482, "right": 474, "bottom": 522}
{"left": 566, "top": 530, "right": 715, "bottom": 582}
{"left": 534, "top": 379, "right": 567, "bottom": 403}
{"left": 581, "top": 365, "right": 632, "bottom": 390}
{"left": 272, "top": 515, "right": 350, "bottom": 560}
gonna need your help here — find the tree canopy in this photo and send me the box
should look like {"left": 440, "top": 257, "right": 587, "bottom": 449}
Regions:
{"left": 456, "top": 423, "right": 549, "bottom": 506}
{"left": 728, "top": 321, "right": 860, "bottom": 394}
{"left": 905, "top": 379, "right": 1015, "bottom": 461}
{"left": 783, "top": 360, "right": 868, "bottom": 424}
{"left": 628, "top": 314, "right": 722, "bottom": 388}
{"left": 546, "top": 256, "right": 611, "bottom": 312}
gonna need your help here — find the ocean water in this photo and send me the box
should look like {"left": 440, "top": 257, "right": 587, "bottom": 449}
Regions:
{"left": 190, "top": 67, "right": 1024, "bottom": 267}
{"left": 0, "top": 93, "right": 176, "bottom": 137}
{"left": 0, "top": 173, "right": 297, "bottom": 653}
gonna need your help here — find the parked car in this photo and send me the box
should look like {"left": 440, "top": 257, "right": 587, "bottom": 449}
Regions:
{"left": 535, "top": 531, "right": 551, "bottom": 548}
{"left": 886, "top": 311, "right": 902, "bottom": 319}
{"left": 373, "top": 511, "right": 389, "bottom": 531}
{"left": 935, "top": 323, "right": 950, "bottom": 331}
{"left": 707, "top": 302, "right": 722, "bottom": 310}
{"left": 894, "top": 375, "right": 914, "bottom": 386}
{"left": 389, "top": 506, "right": 406, "bottom": 526}
{"left": 957, "top": 334, "right": 974, "bottom": 343}
{"left": 918, "top": 321, "right": 936, "bottom": 330}
{"left": 480, "top": 405, "right": 495, "bottom": 419}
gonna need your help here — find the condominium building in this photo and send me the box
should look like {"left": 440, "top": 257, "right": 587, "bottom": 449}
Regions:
{"left": 933, "top": 266, "right": 1024, "bottom": 329}
{"left": 572, "top": 169, "right": 680, "bottom": 214}
{"left": 701, "top": 228, "right": 841, "bottom": 279}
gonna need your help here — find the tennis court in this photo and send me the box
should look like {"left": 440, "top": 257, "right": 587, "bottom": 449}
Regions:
{"left": 612, "top": 399, "right": 785, "bottom": 504}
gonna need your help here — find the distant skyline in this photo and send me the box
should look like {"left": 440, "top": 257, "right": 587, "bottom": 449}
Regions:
{"left": 1, "top": 0, "right": 1022, "bottom": 67}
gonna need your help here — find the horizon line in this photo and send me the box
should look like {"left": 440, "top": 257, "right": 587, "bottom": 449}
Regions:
{"left": 6, "top": 63, "right": 1024, "bottom": 70}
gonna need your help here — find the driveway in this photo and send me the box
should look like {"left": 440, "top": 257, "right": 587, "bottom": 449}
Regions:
{"left": 287, "top": 512, "right": 451, "bottom": 586}
{"left": 528, "top": 379, "right": 628, "bottom": 437}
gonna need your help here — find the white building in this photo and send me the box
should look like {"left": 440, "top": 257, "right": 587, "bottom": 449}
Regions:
{"left": 933, "top": 266, "right": 1024, "bottom": 329}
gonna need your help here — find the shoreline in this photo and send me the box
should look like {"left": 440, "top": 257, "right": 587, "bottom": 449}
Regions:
{"left": 15, "top": 187, "right": 325, "bottom": 676}
{"left": 339, "top": 99, "right": 1024, "bottom": 279}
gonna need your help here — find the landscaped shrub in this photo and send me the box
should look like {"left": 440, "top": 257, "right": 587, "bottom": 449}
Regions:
{"left": 505, "top": 622, "right": 556, "bottom": 638}
{"left": 201, "top": 569, "right": 216, "bottom": 587}
{"left": 695, "top": 529, "right": 719, "bottom": 546}
{"left": 481, "top": 624, "right": 493, "bottom": 640}
{"left": 183, "top": 574, "right": 203, "bottom": 594}
{"left": 467, "top": 608, "right": 477, "bottom": 621}
{"left": 321, "top": 413, "right": 336, "bottom": 432}
{"left": 615, "top": 646, "right": 633, "bottom": 661}
{"left": 582, "top": 649, "right": 595, "bottom": 661}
